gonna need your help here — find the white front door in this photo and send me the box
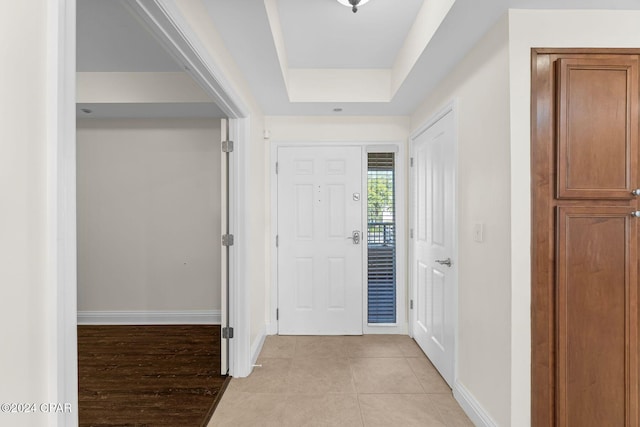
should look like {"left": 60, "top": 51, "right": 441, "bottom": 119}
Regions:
{"left": 412, "top": 109, "right": 457, "bottom": 386}
{"left": 277, "top": 146, "right": 363, "bottom": 335}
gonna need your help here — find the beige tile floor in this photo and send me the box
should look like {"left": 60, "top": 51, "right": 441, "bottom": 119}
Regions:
{"left": 209, "top": 335, "right": 473, "bottom": 427}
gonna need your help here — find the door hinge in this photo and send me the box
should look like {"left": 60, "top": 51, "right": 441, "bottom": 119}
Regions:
{"left": 275, "top": 162, "right": 279, "bottom": 174}
{"left": 222, "top": 326, "right": 234, "bottom": 339}
{"left": 410, "top": 299, "right": 414, "bottom": 310}
{"left": 222, "top": 234, "right": 234, "bottom": 246}
{"left": 276, "top": 308, "right": 279, "bottom": 320}
{"left": 222, "top": 140, "right": 234, "bottom": 153}
{"left": 276, "top": 235, "right": 279, "bottom": 247}
{"left": 410, "top": 157, "right": 414, "bottom": 167}
{"left": 410, "top": 228, "right": 414, "bottom": 239}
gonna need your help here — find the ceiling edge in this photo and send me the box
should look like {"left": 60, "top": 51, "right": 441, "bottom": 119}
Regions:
{"left": 263, "top": 0, "right": 457, "bottom": 103}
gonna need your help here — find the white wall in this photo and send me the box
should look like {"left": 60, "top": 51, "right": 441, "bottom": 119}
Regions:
{"left": 265, "top": 116, "right": 410, "bottom": 142}
{"left": 0, "top": 2, "right": 62, "bottom": 426}
{"left": 76, "top": 118, "right": 221, "bottom": 315}
{"left": 507, "top": 9, "right": 640, "bottom": 427}
{"left": 77, "top": 72, "right": 212, "bottom": 103}
{"left": 411, "top": 15, "right": 511, "bottom": 426}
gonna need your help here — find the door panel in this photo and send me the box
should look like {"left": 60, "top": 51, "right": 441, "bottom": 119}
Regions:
{"left": 556, "top": 206, "right": 637, "bottom": 426}
{"left": 295, "top": 258, "right": 313, "bottom": 309}
{"left": 278, "top": 146, "right": 363, "bottom": 335}
{"left": 328, "top": 258, "right": 346, "bottom": 309}
{"left": 412, "top": 109, "right": 456, "bottom": 387}
{"left": 328, "top": 184, "right": 346, "bottom": 237}
{"left": 295, "top": 185, "right": 314, "bottom": 238}
{"left": 557, "top": 57, "right": 638, "bottom": 199}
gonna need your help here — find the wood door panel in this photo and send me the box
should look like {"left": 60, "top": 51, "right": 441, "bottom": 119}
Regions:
{"left": 557, "top": 57, "right": 638, "bottom": 199}
{"left": 556, "top": 206, "right": 637, "bottom": 426}
{"left": 533, "top": 50, "right": 640, "bottom": 426}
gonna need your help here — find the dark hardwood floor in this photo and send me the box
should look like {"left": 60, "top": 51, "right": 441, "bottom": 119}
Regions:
{"left": 78, "top": 325, "right": 229, "bottom": 427}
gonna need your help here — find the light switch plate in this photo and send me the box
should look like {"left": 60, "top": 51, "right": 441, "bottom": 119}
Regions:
{"left": 473, "top": 222, "right": 484, "bottom": 243}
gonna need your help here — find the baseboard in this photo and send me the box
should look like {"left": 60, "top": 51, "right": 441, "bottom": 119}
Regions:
{"left": 77, "top": 310, "right": 221, "bottom": 325}
{"left": 264, "top": 322, "right": 409, "bottom": 336}
{"left": 266, "top": 322, "right": 277, "bottom": 335}
{"left": 453, "top": 380, "right": 499, "bottom": 427}
{"left": 250, "top": 324, "right": 267, "bottom": 366}
{"left": 363, "top": 322, "right": 409, "bottom": 335}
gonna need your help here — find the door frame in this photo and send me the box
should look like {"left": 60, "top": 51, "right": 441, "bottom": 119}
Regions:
{"left": 120, "top": 0, "right": 253, "bottom": 378}
{"left": 51, "top": 1, "right": 253, "bottom": 424}
{"left": 269, "top": 141, "right": 407, "bottom": 335}
{"left": 408, "top": 99, "right": 459, "bottom": 381}
{"left": 122, "top": 0, "right": 254, "bottom": 378}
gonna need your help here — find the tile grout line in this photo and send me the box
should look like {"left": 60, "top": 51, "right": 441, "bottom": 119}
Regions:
{"left": 350, "top": 354, "right": 367, "bottom": 427}
{"left": 404, "top": 352, "right": 450, "bottom": 426}
{"left": 405, "top": 353, "right": 430, "bottom": 395}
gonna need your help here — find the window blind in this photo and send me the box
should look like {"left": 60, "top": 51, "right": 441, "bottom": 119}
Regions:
{"left": 367, "top": 153, "right": 396, "bottom": 324}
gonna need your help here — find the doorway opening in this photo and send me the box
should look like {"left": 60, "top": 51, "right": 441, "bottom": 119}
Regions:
{"left": 73, "top": 0, "right": 243, "bottom": 424}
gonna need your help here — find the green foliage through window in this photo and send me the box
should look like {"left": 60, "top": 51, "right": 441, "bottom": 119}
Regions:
{"left": 367, "top": 173, "right": 393, "bottom": 223}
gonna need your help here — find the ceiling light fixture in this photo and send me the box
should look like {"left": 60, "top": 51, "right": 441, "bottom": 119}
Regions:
{"left": 336, "top": 0, "right": 371, "bottom": 13}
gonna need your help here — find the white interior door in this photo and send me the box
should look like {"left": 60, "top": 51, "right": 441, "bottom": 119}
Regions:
{"left": 220, "top": 120, "right": 229, "bottom": 374}
{"left": 277, "top": 146, "right": 363, "bottom": 335}
{"left": 412, "top": 109, "right": 456, "bottom": 386}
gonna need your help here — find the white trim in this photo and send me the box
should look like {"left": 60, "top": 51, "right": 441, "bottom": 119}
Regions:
{"left": 124, "top": 0, "right": 248, "bottom": 118}
{"left": 411, "top": 99, "right": 459, "bottom": 140}
{"left": 250, "top": 324, "right": 268, "bottom": 366}
{"left": 364, "top": 323, "right": 409, "bottom": 334}
{"left": 266, "top": 322, "right": 278, "bottom": 335}
{"left": 77, "top": 310, "right": 221, "bottom": 325}
{"left": 270, "top": 141, "right": 279, "bottom": 336}
{"left": 229, "top": 117, "right": 253, "bottom": 377}
{"left": 453, "top": 380, "right": 499, "bottom": 427}
{"left": 219, "top": 120, "right": 229, "bottom": 374}
{"left": 270, "top": 141, "right": 407, "bottom": 336}
{"left": 409, "top": 99, "right": 459, "bottom": 384}
{"left": 366, "top": 144, "right": 399, "bottom": 153}
{"left": 49, "top": 0, "right": 77, "bottom": 426}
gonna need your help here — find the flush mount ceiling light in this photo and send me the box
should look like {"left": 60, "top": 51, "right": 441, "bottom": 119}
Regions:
{"left": 336, "top": 0, "right": 371, "bottom": 13}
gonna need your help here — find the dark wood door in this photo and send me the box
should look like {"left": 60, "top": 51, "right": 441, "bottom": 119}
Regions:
{"left": 557, "top": 207, "right": 637, "bottom": 425}
{"left": 532, "top": 50, "right": 640, "bottom": 426}
{"left": 556, "top": 57, "right": 638, "bottom": 199}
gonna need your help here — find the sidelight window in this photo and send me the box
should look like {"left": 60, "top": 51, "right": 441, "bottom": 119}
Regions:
{"left": 367, "top": 153, "right": 396, "bottom": 324}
